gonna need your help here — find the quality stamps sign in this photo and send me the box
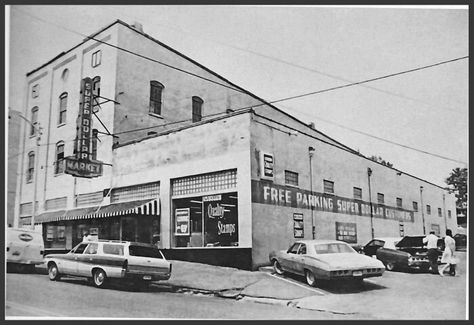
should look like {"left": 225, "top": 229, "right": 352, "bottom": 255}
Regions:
{"left": 251, "top": 180, "right": 415, "bottom": 223}
{"left": 65, "top": 77, "right": 103, "bottom": 178}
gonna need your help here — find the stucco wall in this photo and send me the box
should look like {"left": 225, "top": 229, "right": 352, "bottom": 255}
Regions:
{"left": 113, "top": 23, "right": 263, "bottom": 145}
{"left": 113, "top": 113, "right": 253, "bottom": 248}
{"left": 250, "top": 113, "right": 457, "bottom": 267}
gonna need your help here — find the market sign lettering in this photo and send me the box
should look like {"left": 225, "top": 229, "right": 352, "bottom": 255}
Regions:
{"left": 252, "top": 180, "right": 414, "bottom": 222}
{"left": 65, "top": 77, "right": 103, "bottom": 178}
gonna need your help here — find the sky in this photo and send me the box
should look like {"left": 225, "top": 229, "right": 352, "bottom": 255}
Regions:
{"left": 6, "top": 5, "right": 468, "bottom": 188}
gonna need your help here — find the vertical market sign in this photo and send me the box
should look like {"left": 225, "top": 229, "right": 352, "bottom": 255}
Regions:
{"left": 64, "top": 77, "right": 103, "bottom": 178}
{"left": 175, "top": 208, "right": 190, "bottom": 236}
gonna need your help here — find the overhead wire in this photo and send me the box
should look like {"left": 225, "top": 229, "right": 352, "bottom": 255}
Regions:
{"left": 10, "top": 8, "right": 468, "bottom": 166}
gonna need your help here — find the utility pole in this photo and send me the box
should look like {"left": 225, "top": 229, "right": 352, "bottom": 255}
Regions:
{"left": 367, "top": 167, "right": 374, "bottom": 239}
{"left": 420, "top": 186, "right": 426, "bottom": 235}
{"left": 308, "top": 146, "right": 315, "bottom": 239}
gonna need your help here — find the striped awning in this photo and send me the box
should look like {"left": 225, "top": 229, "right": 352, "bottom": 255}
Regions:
{"left": 35, "top": 198, "right": 160, "bottom": 224}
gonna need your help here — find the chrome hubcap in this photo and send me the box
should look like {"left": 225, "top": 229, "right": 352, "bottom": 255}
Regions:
{"left": 95, "top": 272, "right": 104, "bottom": 284}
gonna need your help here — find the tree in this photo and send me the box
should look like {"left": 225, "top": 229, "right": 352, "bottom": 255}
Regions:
{"left": 369, "top": 155, "right": 394, "bottom": 168}
{"left": 445, "top": 167, "right": 468, "bottom": 208}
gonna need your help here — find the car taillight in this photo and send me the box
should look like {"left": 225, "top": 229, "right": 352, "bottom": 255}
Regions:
{"left": 6, "top": 247, "right": 9, "bottom": 252}
{"left": 169, "top": 263, "right": 172, "bottom": 273}
{"left": 40, "top": 250, "right": 44, "bottom": 255}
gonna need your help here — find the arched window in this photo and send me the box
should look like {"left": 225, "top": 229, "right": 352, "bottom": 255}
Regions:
{"left": 30, "top": 107, "right": 39, "bottom": 136}
{"left": 27, "top": 151, "right": 35, "bottom": 182}
{"left": 58, "top": 93, "right": 68, "bottom": 125}
{"left": 192, "top": 96, "right": 203, "bottom": 122}
{"left": 149, "top": 81, "right": 164, "bottom": 115}
{"left": 61, "top": 68, "right": 69, "bottom": 81}
{"left": 55, "top": 141, "right": 65, "bottom": 174}
{"left": 92, "top": 76, "right": 101, "bottom": 111}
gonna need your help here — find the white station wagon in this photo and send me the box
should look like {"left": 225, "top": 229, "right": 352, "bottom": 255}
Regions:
{"left": 45, "top": 240, "right": 172, "bottom": 289}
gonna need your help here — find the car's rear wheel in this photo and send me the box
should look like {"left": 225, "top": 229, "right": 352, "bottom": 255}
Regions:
{"left": 48, "top": 263, "right": 61, "bottom": 281}
{"left": 272, "top": 259, "right": 284, "bottom": 275}
{"left": 92, "top": 269, "right": 107, "bottom": 288}
{"left": 385, "top": 262, "right": 396, "bottom": 271}
{"left": 305, "top": 269, "right": 317, "bottom": 287}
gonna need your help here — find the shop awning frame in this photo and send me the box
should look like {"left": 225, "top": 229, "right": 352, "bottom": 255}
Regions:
{"left": 35, "top": 198, "right": 160, "bottom": 224}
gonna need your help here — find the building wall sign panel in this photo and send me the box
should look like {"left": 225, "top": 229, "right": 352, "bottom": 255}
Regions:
{"left": 65, "top": 77, "right": 103, "bottom": 178}
{"left": 260, "top": 152, "right": 274, "bottom": 180}
{"left": 251, "top": 180, "right": 415, "bottom": 222}
{"left": 203, "top": 195, "right": 238, "bottom": 246}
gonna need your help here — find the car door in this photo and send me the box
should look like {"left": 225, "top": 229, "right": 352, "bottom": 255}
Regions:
{"left": 67, "top": 243, "right": 88, "bottom": 276}
{"left": 280, "top": 243, "right": 300, "bottom": 273}
{"left": 292, "top": 243, "right": 307, "bottom": 276}
{"left": 364, "top": 240, "right": 384, "bottom": 257}
{"left": 76, "top": 243, "right": 98, "bottom": 276}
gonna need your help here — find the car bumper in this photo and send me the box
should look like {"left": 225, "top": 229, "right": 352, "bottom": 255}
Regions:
{"left": 123, "top": 271, "right": 171, "bottom": 281}
{"left": 407, "top": 260, "right": 430, "bottom": 268}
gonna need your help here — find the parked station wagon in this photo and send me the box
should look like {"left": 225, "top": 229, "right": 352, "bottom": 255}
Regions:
{"left": 45, "top": 240, "right": 172, "bottom": 289}
{"left": 269, "top": 239, "right": 385, "bottom": 287}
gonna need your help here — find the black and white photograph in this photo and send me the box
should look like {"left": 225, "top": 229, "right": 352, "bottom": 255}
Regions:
{"left": 5, "top": 4, "right": 468, "bottom": 320}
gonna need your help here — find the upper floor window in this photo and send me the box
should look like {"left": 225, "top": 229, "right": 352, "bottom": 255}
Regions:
{"left": 353, "top": 187, "right": 362, "bottom": 200}
{"left": 323, "top": 180, "right": 334, "bottom": 194}
{"left": 30, "top": 107, "right": 39, "bottom": 136}
{"left": 192, "top": 96, "right": 203, "bottom": 122}
{"left": 413, "top": 201, "right": 418, "bottom": 212}
{"left": 396, "top": 197, "right": 402, "bottom": 208}
{"left": 448, "top": 210, "right": 452, "bottom": 218}
{"left": 377, "top": 193, "right": 384, "bottom": 205}
{"left": 58, "top": 92, "right": 68, "bottom": 125}
{"left": 27, "top": 151, "right": 35, "bottom": 183}
{"left": 284, "top": 170, "right": 299, "bottom": 186}
{"left": 55, "top": 141, "right": 65, "bottom": 174}
{"left": 149, "top": 81, "right": 164, "bottom": 115}
{"left": 426, "top": 205, "right": 431, "bottom": 215}
{"left": 438, "top": 208, "right": 442, "bottom": 217}
{"left": 32, "top": 84, "right": 39, "bottom": 98}
{"left": 61, "top": 68, "right": 69, "bottom": 81}
{"left": 91, "top": 50, "right": 102, "bottom": 68}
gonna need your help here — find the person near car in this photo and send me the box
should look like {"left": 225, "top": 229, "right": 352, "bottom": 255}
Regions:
{"left": 423, "top": 231, "right": 439, "bottom": 274}
{"left": 439, "top": 229, "right": 456, "bottom": 276}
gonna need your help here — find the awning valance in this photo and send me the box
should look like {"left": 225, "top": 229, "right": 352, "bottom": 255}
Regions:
{"left": 35, "top": 198, "right": 160, "bottom": 224}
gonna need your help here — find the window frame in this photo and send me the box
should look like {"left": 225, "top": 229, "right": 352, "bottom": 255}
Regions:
{"left": 413, "top": 201, "right": 418, "bottom": 212}
{"left": 149, "top": 80, "right": 164, "bottom": 116}
{"left": 27, "top": 151, "right": 35, "bottom": 183}
{"left": 396, "top": 197, "right": 403, "bottom": 208}
{"left": 323, "top": 180, "right": 334, "bottom": 194}
{"left": 30, "top": 107, "right": 39, "bottom": 136}
{"left": 426, "top": 205, "right": 431, "bottom": 215}
{"left": 58, "top": 92, "right": 68, "bottom": 125}
{"left": 55, "top": 141, "right": 65, "bottom": 174}
{"left": 353, "top": 187, "right": 362, "bottom": 200}
{"left": 192, "top": 96, "right": 203, "bottom": 122}
{"left": 438, "top": 207, "right": 442, "bottom": 217}
{"left": 284, "top": 170, "right": 299, "bottom": 187}
{"left": 377, "top": 193, "right": 385, "bottom": 205}
{"left": 448, "top": 210, "right": 452, "bottom": 218}
{"left": 91, "top": 50, "right": 102, "bottom": 68}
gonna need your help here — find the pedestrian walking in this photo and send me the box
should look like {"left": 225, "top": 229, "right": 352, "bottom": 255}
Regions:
{"left": 439, "top": 229, "right": 456, "bottom": 276}
{"left": 423, "top": 231, "right": 439, "bottom": 274}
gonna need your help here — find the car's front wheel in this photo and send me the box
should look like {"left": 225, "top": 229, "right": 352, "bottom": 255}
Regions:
{"left": 305, "top": 269, "right": 317, "bottom": 287}
{"left": 48, "top": 263, "right": 61, "bottom": 281}
{"left": 272, "top": 259, "right": 284, "bottom": 275}
{"left": 92, "top": 269, "right": 107, "bottom": 288}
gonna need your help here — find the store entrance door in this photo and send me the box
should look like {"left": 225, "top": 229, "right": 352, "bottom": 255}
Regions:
{"left": 121, "top": 217, "right": 137, "bottom": 242}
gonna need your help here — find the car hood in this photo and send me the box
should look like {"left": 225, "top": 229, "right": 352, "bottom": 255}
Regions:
{"left": 312, "top": 253, "right": 384, "bottom": 269}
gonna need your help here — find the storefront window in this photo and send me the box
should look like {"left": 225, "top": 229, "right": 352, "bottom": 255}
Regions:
{"left": 172, "top": 192, "right": 239, "bottom": 248}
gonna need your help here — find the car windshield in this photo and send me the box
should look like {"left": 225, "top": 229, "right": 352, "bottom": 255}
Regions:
{"left": 314, "top": 243, "right": 355, "bottom": 254}
{"left": 129, "top": 245, "right": 163, "bottom": 259}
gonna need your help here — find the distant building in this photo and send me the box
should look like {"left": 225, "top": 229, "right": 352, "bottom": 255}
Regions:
{"left": 15, "top": 20, "right": 458, "bottom": 270}
{"left": 8, "top": 108, "right": 21, "bottom": 227}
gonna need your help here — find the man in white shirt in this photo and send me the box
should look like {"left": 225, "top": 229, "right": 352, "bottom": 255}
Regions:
{"left": 423, "top": 231, "right": 439, "bottom": 274}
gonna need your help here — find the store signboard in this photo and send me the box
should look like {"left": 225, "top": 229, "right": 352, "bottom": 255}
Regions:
{"left": 204, "top": 194, "right": 238, "bottom": 246}
{"left": 260, "top": 151, "right": 274, "bottom": 180}
{"left": 251, "top": 180, "right": 415, "bottom": 223}
{"left": 335, "top": 222, "right": 357, "bottom": 243}
{"left": 399, "top": 222, "right": 405, "bottom": 237}
{"left": 175, "top": 208, "right": 190, "bottom": 236}
{"left": 65, "top": 77, "right": 103, "bottom": 178}
{"left": 293, "top": 213, "right": 304, "bottom": 238}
